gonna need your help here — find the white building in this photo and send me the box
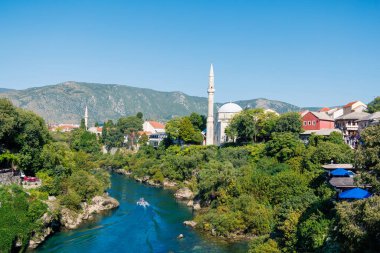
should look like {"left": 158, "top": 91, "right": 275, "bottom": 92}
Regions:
{"left": 326, "top": 108, "right": 344, "bottom": 119}
{"left": 143, "top": 121, "right": 165, "bottom": 134}
{"left": 343, "top": 101, "right": 367, "bottom": 115}
{"left": 214, "top": 102, "right": 243, "bottom": 145}
{"left": 88, "top": 127, "right": 102, "bottom": 136}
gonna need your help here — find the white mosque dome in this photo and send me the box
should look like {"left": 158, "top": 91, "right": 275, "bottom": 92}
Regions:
{"left": 218, "top": 102, "right": 243, "bottom": 113}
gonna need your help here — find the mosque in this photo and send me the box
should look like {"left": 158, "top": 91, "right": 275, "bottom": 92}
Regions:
{"left": 206, "top": 64, "right": 243, "bottom": 146}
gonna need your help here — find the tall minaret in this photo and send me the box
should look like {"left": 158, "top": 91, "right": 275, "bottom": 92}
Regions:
{"left": 206, "top": 64, "right": 215, "bottom": 145}
{"left": 84, "top": 106, "right": 88, "bottom": 130}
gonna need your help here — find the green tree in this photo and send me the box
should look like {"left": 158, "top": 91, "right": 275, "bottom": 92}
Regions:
{"left": 165, "top": 116, "right": 203, "bottom": 144}
{"left": 136, "top": 112, "right": 143, "bottom": 119}
{"left": 249, "top": 236, "right": 281, "bottom": 253}
{"left": 179, "top": 117, "right": 196, "bottom": 143}
{"left": 189, "top": 112, "right": 206, "bottom": 131}
{"left": 117, "top": 116, "right": 143, "bottom": 134}
{"left": 367, "top": 96, "right": 380, "bottom": 113}
{"left": 80, "top": 118, "right": 86, "bottom": 129}
{"left": 70, "top": 129, "right": 100, "bottom": 153}
{"left": 226, "top": 109, "right": 279, "bottom": 143}
{"left": 265, "top": 132, "right": 304, "bottom": 162}
{"left": 12, "top": 108, "right": 50, "bottom": 173}
{"left": 226, "top": 109, "right": 261, "bottom": 143}
{"left": 0, "top": 98, "right": 17, "bottom": 145}
{"left": 356, "top": 125, "right": 380, "bottom": 192}
{"left": 297, "top": 213, "right": 331, "bottom": 251}
{"left": 138, "top": 133, "right": 149, "bottom": 145}
{"left": 273, "top": 112, "right": 302, "bottom": 133}
{"left": 335, "top": 196, "right": 380, "bottom": 252}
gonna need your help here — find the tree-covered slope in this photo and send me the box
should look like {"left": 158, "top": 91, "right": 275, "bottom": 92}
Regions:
{"left": 1, "top": 81, "right": 306, "bottom": 125}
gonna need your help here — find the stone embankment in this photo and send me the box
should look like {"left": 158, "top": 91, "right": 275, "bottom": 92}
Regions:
{"left": 183, "top": 220, "right": 197, "bottom": 228}
{"left": 28, "top": 194, "right": 119, "bottom": 249}
{"left": 0, "top": 171, "right": 21, "bottom": 185}
{"left": 61, "top": 195, "right": 119, "bottom": 229}
{"left": 114, "top": 169, "right": 131, "bottom": 176}
{"left": 174, "top": 187, "right": 194, "bottom": 200}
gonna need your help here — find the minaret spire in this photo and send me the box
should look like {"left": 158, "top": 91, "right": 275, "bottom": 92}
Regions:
{"left": 84, "top": 105, "right": 88, "bottom": 130}
{"left": 206, "top": 64, "right": 215, "bottom": 145}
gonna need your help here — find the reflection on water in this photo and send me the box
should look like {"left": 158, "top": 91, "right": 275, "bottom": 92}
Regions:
{"left": 34, "top": 173, "right": 248, "bottom": 253}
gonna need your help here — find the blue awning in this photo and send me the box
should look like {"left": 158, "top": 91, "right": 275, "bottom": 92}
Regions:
{"left": 339, "top": 188, "right": 372, "bottom": 199}
{"left": 330, "top": 168, "right": 354, "bottom": 177}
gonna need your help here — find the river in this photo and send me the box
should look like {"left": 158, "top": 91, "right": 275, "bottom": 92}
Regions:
{"left": 34, "top": 173, "right": 248, "bottom": 253}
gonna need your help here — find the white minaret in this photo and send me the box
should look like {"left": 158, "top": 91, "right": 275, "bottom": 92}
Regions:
{"left": 206, "top": 64, "right": 215, "bottom": 145}
{"left": 84, "top": 106, "right": 88, "bottom": 130}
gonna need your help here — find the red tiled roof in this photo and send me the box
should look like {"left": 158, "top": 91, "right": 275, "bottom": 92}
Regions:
{"left": 148, "top": 121, "right": 165, "bottom": 129}
{"left": 319, "top": 107, "right": 330, "bottom": 112}
{"left": 343, "top": 101, "right": 358, "bottom": 108}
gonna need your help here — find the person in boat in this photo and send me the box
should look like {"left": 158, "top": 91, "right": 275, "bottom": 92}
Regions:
{"left": 137, "top": 198, "right": 149, "bottom": 207}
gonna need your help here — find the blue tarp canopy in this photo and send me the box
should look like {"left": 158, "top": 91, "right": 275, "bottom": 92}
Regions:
{"left": 339, "top": 188, "right": 372, "bottom": 199}
{"left": 330, "top": 168, "right": 354, "bottom": 177}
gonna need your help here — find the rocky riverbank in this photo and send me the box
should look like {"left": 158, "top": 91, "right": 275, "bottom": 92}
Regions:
{"left": 28, "top": 194, "right": 119, "bottom": 249}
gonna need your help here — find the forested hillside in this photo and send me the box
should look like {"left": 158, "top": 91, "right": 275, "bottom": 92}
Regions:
{"left": 1, "top": 81, "right": 307, "bottom": 125}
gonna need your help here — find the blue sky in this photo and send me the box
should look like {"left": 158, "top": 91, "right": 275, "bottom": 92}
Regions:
{"left": 0, "top": 0, "right": 379, "bottom": 107}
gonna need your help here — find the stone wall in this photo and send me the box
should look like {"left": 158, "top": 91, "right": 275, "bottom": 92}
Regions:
{"left": 0, "top": 171, "right": 21, "bottom": 185}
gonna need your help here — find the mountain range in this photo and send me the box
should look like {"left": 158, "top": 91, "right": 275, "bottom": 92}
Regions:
{"left": 0, "top": 81, "right": 316, "bottom": 125}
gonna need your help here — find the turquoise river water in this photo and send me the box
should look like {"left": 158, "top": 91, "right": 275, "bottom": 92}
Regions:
{"left": 34, "top": 173, "right": 248, "bottom": 253}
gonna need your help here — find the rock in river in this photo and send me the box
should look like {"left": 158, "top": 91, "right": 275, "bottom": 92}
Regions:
{"left": 174, "top": 187, "right": 193, "bottom": 200}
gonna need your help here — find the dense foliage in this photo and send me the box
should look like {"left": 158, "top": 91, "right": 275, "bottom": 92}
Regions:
{"left": 225, "top": 109, "right": 302, "bottom": 144}
{"left": 114, "top": 110, "right": 357, "bottom": 252}
{"left": 0, "top": 98, "right": 50, "bottom": 174}
{"left": 0, "top": 185, "right": 47, "bottom": 252}
{"left": 165, "top": 114, "right": 205, "bottom": 144}
{"left": 101, "top": 113, "right": 144, "bottom": 150}
{"left": 0, "top": 99, "right": 110, "bottom": 251}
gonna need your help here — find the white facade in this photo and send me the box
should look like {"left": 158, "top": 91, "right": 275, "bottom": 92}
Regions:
{"left": 343, "top": 101, "right": 367, "bottom": 115}
{"left": 327, "top": 108, "right": 344, "bottom": 119}
{"left": 142, "top": 121, "right": 165, "bottom": 134}
{"left": 214, "top": 102, "right": 243, "bottom": 146}
{"left": 88, "top": 127, "right": 102, "bottom": 136}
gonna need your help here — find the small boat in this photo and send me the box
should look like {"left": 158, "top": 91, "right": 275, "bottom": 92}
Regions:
{"left": 136, "top": 198, "right": 150, "bottom": 207}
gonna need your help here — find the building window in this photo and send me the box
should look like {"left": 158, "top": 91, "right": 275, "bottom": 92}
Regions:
{"left": 303, "top": 121, "right": 307, "bottom": 126}
{"left": 312, "top": 121, "right": 316, "bottom": 125}
{"left": 308, "top": 121, "right": 311, "bottom": 125}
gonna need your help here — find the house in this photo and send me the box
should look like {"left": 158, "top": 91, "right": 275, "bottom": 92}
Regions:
{"left": 88, "top": 126, "right": 103, "bottom": 136}
{"left": 335, "top": 111, "right": 370, "bottom": 147}
{"left": 326, "top": 107, "right": 344, "bottom": 119}
{"left": 357, "top": 112, "right": 380, "bottom": 132}
{"left": 299, "top": 110, "right": 309, "bottom": 118}
{"left": 148, "top": 133, "right": 167, "bottom": 147}
{"left": 342, "top": 101, "right": 367, "bottom": 115}
{"left": 142, "top": 121, "right": 166, "bottom": 147}
{"left": 143, "top": 121, "right": 165, "bottom": 134}
{"left": 48, "top": 124, "right": 79, "bottom": 132}
{"left": 301, "top": 111, "right": 334, "bottom": 131}
{"left": 319, "top": 107, "right": 330, "bottom": 112}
